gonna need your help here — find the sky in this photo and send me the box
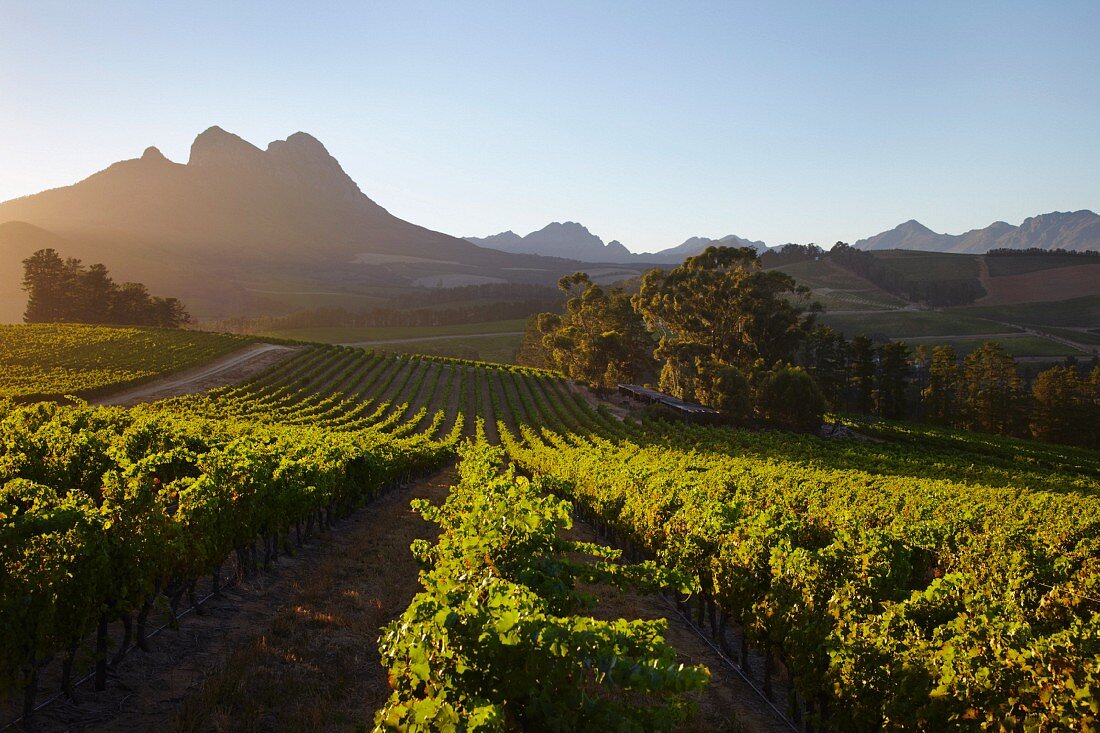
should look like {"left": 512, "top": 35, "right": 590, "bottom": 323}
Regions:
{"left": 0, "top": 1, "right": 1097, "bottom": 253}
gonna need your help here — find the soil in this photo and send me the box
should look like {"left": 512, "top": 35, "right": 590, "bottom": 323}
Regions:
{"left": 976, "top": 259, "right": 1100, "bottom": 306}
{"left": 94, "top": 344, "right": 299, "bottom": 406}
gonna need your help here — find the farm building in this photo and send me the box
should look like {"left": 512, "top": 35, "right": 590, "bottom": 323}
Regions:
{"left": 617, "top": 384, "right": 722, "bottom": 422}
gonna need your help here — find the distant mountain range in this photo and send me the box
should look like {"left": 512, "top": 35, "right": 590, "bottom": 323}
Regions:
{"left": 468, "top": 211, "right": 1100, "bottom": 263}
{"left": 853, "top": 211, "right": 1100, "bottom": 253}
{"left": 466, "top": 225, "right": 772, "bottom": 264}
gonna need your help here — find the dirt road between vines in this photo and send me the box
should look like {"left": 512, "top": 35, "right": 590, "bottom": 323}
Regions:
{"left": 17, "top": 468, "right": 452, "bottom": 733}
{"left": 94, "top": 343, "right": 298, "bottom": 406}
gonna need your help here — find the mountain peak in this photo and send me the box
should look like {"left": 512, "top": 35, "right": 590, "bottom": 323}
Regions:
{"left": 267, "top": 131, "right": 329, "bottom": 157}
{"left": 897, "top": 219, "right": 933, "bottom": 233}
{"left": 188, "top": 125, "right": 264, "bottom": 167}
{"left": 141, "top": 146, "right": 167, "bottom": 162}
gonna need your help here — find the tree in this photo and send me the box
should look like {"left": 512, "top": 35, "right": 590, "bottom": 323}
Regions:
{"left": 516, "top": 318, "right": 555, "bottom": 369}
{"left": 694, "top": 363, "right": 752, "bottom": 421}
{"left": 755, "top": 365, "right": 826, "bottom": 432}
{"left": 21, "top": 248, "right": 70, "bottom": 323}
{"left": 801, "top": 326, "right": 850, "bottom": 408}
{"left": 874, "top": 341, "right": 911, "bottom": 419}
{"left": 922, "top": 345, "right": 962, "bottom": 425}
{"left": 525, "top": 273, "right": 654, "bottom": 389}
{"left": 20, "top": 249, "right": 192, "bottom": 327}
{"left": 77, "top": 263, "right": 116, "bottom": 323}
{"left": 634, "top": 246, "right": 819, "bottom": 401}
{"left": 961, "top": 341, "right": 1027, "bottom": 436}
{"left": 1030, "top": 366, "right": 1098, "bottom": 447}
{"left": 849, "top": 336, "right": 876, "bottom": 414}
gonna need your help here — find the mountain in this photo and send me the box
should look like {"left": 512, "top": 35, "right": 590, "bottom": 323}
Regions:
{"left": 466, "top": 225, "right": 770, "bottom": 263}
{"left": 466, "top": 222, "right": 636, "bottom": 263}
{"left": 958, "top": 210, "right": 1100, "bottom": 253}
{"left": 854, "top": 211, "right": 1100, "bottom": 253}
{"left": 0, "top": 127, "right": 600, "bottom": 320}
{"left": 640, "top": 234, "right": 771, "bottom": 263}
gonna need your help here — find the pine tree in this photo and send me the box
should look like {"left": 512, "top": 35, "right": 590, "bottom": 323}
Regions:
{"left": 962, "top": 341, "right": 1027, "bottom": 436}
{"left": 849, "top": 335, "right": 876, "bottom": 414}
{"left": 922, "top": 345, "right": 961, "bottom": 425}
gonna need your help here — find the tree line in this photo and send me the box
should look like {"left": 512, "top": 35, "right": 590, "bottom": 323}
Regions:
{"left": 802, "top": 329, "right": 1100, "bottom": 448}
{"left": 986, "top": 247, "right": 1100, "bottom": 258}
{"left": 519, "top": 245, "right": 1100, "bottom": 447}
{"left": 22, "top": 249, "right": 191, "bottom": 327}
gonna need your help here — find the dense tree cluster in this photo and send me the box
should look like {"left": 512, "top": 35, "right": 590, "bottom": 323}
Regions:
{"left": 523, "top": 246, "right": 823, "bottom": 429}
{"left": 22, "top": 249, "right": 190, "bottom": 327}
{"left": 829, "top": 242, "right": 986, "bottom": 306}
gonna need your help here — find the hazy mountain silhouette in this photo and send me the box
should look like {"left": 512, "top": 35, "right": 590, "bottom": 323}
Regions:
{"left": 466, "top": 225, "right": 770, "bottom": 263}
{"left": 854, "top": 211, "right": 1100, "bottom": 253}
{"left": 0, "top": 126, "right": 531, "bottom": 264}
{"left": 0, "top": 127, "right": 605, "bottom": 320}
{"left": 466, "top": 222, "right": 636, "bottom": 263}
{"left": 641, "top": 234, "right": 772, "bottom": 263}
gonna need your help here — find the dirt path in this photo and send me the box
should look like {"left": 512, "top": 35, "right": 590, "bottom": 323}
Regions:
{"left": 94, "top": 343, "right": 299, "bottom": 406}
{"left": 17, "top": 467, "right": 453, "bottom": 733}
{"left": 340, "top": 331, "right": 522, "bottom": 348}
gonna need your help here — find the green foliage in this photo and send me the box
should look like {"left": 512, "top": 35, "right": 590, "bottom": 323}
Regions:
{"left": 922, "top": 344, "right": 961, "bottom": 425}
{"left": 962, "top": 341, "right": 1028, "bottom": 436}
{"left": 874, "top": 341, "right": 911, "bottom": 419}
{"left": 525, "top": 273, "right": 655, "bottom": 389}
{"left": 694, "top": 363, "right": 751, "bottom": 421}
{"left": 0, "top": 324, "right": 249, "bottom": 400}
{"left": 754, "top": 365, "right": 826, "bottom": 431}
{"left": 1030, "top": 365, "right": 1100, "bottom": 448}
{"left": 22, "top": 248, "right": 191, "bottom": 327}
{"left": 635, "top": 246, "right": 819, "bottom": 394}
{"left": 800, "top": 326, "right": 850, "bottom": 407}
{"left": 504, "top": 417, "right": 1100, "bottom": 731}
{"left": 375, "top": 441, "right": 708, "bottom": 732}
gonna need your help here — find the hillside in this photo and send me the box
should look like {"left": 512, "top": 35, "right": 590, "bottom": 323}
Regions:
{"left": 0, "top": 128, "right": 612, "bottom": 321}
{"left": 769, "top": 251, "right": 1100, "bottom": 358}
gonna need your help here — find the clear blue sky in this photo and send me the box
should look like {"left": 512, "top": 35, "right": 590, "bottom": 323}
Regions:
{"left": 1, "top": 1, "right": 1097, "bottom": 252}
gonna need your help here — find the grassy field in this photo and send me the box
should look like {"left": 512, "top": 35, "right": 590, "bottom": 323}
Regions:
{"left": 955, "top": 295, "right": 1100, "bottom": 328}
{"left": 903, "top": 333, "right": 1086, "bottom": 358}
{"left": 259, "top": 318, "right": 527, "bottom": 344}
{"left": 373, "top": 333, "right": 523, "bottom": 364}
{"left": 1036, "top": 326, "right": 1100, "bottom": 347}
{"left": 818, "top": 309, "right": 1017, "bottom": 339}
{"left": 775, "top": 259, "right": 907, "bottom": 308}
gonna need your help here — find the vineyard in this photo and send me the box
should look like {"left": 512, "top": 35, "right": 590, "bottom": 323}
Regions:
{"left": 0, "top": 324, "right": 249, "bottom": 400}
{"left": 2, "top": 331, "right": 1098, "bottom": 731}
